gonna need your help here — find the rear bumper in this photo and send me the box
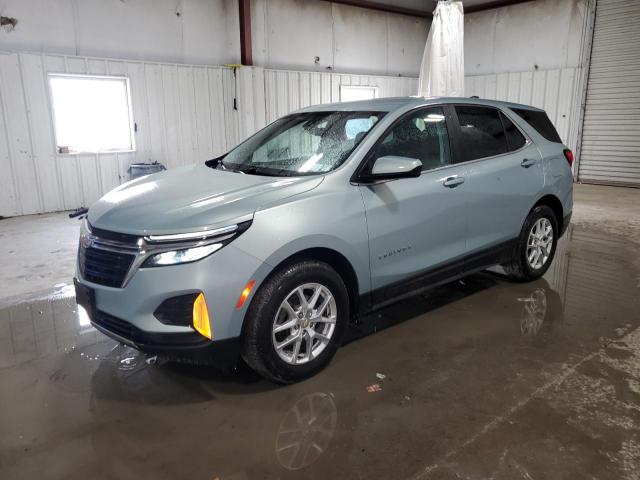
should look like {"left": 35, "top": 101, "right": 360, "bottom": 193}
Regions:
{"left": 90, "top": 308, "right": 241, "bottom": 368}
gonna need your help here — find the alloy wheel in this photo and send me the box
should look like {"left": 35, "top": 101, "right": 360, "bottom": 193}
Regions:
{"left": 526, "top": 217, "right": 553, "bottom": 270}
{"left": 271, "top": 283, "right": 337, "bottom": 365}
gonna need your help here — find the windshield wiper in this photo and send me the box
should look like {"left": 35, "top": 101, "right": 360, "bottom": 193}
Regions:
{"left": 205, "top": 157, "right": 241, "bottom": 172}
{"left": 235, "top": 165, "right": 289, "bottom": 176}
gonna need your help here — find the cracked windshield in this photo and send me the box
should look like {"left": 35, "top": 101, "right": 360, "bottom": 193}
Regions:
{"left": 220, "top": 111, "right": 385, "bottom": 176}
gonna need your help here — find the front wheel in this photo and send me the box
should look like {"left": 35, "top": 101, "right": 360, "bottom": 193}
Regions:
{"left": 504, "top": 205, "right": 558, "bottom": 282}
{"left": 241, "top": 260, "right": 349, "bottom": 384}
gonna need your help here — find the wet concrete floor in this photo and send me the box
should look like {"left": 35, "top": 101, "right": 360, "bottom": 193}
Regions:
{"left": 1, "top": 225, "right": 639, "bottom": 480}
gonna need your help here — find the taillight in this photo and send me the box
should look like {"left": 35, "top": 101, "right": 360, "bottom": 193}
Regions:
{"left": 563, "top": 148, "right": 574, "bottom": 167}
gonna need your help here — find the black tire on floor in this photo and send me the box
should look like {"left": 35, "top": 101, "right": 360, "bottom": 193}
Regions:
{"left": 504, "top": 205, "right": 559, "bottom": 282}
{"left": 241, "top": 260, "right": 349, "bottom": 384}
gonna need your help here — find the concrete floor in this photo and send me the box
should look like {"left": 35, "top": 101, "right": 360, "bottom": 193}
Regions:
{"left": 0, "top": 212, "right": 80, "bottom": 305}
{"left": 0, "top": 183, "right": 639, "bottom": 479}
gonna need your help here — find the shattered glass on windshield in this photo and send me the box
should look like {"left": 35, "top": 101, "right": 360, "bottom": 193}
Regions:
{"left": 220, "top": 111, "right": 385, "bottom": 176}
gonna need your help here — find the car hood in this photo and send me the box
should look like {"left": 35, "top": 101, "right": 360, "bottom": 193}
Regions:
{"left": 88, "top": 163, "right": 323, "bottom": 235}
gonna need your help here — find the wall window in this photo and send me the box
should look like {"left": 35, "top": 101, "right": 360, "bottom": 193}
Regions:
{"left": 340, "top": 85, "right": 378, "bottom": 102}
{"left": 455, "top": 106, "right": 507, "bottom": 162}
{"left": 49, "top": 74, "right": 135, "bottom": 154}
{"left": 372, "top": 107, "right": 451, "bottom": 171}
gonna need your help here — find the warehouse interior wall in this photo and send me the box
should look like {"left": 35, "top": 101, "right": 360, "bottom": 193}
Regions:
{"left": 251, "top": 0, "right": 429, "bottom": 76}
{"left": 0, "top": 0, "right": 430, "bottom": 76}
{"left": 465, "top": 0, "right": 586, "bottom": 75}
{"left": 0, "top": 0, "right": 240, "bottom": 65}
{"left": 0, "top": 51, "right": 418, "bottom": 217}
{"left": 0, "top": 1, "right": 587, "bottom": 76}
{"left": 0, "top": 0, "right": 593, "bottom": 217}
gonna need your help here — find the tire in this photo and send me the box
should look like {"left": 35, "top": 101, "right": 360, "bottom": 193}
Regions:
{"left": 241, "top": 260, "right": 349, "bottom": 384}
{"left": 504, "top": 205, "right": 558, "bottom": 282}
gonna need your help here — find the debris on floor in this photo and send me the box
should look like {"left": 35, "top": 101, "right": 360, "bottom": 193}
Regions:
{"left": 367, "top": 384, "right": 382, "bottom": 393}
{"left": 375, "top": 372, "right": 386, "bottom": 380}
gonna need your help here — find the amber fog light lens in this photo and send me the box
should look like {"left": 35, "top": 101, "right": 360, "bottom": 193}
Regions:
{"left": 193, "top": 293, "right": 212, "bottom": 339}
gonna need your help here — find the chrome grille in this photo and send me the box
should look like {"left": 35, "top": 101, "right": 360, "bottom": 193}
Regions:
{"left": 79, "top": 229, "right": 140, "bottom": 288}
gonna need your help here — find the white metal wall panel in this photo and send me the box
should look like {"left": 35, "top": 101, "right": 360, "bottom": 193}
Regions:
{"left": 579, "top": 0, "right": 640, "bottom": 185}
{"left": 263, "top": 69, "right": 418, "bottom": 123}
{"left": 465, "top": 67, "right": 583, "bottom": 153}
{"left": 0, "top": 57, "right": 418, "bottom": 217}
{"left": 0, "top": 51, "right": 237, "bottom": 217}
{"left": 2, "top": 50, "right": 581, "bottom": 217}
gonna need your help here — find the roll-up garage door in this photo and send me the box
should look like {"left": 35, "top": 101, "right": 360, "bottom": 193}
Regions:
{"left": 579, "top": 0, "right": 640, "bottom": 186}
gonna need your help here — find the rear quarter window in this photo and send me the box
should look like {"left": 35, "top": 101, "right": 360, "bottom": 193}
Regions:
{"left": 511, "top": 108, "right": 562, "bottom": 143}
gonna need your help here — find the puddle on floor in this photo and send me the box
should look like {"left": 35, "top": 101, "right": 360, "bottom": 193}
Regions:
{"left": 0, "top": 225, "right": 639, "bottom": 480}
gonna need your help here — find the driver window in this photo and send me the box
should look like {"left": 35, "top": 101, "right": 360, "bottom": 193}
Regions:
{"left": 373, "top": 107, "right": 451, "bottom": 171}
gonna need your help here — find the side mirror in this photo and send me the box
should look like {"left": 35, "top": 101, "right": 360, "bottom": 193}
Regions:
{"left": 361, "top": 156, "right": 422, "bottom": 182}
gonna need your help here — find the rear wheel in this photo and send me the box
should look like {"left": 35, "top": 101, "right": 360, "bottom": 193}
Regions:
{"left": 241, "top": 260, "right": 349, "bottom": 384}
{"left": 504, "top": 205, "right": 558, "bottom": 282}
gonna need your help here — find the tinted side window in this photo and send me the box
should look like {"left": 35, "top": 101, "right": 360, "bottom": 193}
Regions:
{"left": 455, "top": 106, "right": 507, "bottom": 161}
{"left": 373, "top": 107, "right": 451, "bottom": 171}
{"left": 511, "top": 108, "right": 562, "bottom": 143}
{"left": 500, "top": 112, "right": 526, "bottom": 151}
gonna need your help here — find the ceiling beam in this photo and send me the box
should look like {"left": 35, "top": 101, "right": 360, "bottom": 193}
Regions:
{"left": 321, "top": 0, "right": 432, "bottom": 19}
{"left": 465, "top": 0, "right": 535, "bottom": 14}
{"left": 319, "top": 0, "right": 536, "bottom": 18}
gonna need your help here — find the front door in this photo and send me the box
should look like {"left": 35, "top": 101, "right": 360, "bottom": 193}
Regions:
{"left": 358, "top": 106, "right": 469, "bottom": 304}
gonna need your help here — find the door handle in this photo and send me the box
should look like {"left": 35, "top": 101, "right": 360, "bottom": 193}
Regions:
{"left": 521, "top": 158, "right": 536, "bottom": 168}
{"left": 443, "top": 176, "right": 465, "bottom": 188}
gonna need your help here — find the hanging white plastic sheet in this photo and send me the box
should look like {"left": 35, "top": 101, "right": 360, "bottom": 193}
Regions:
{"left": 418, "top": 1, "right": 464, "bottom": 97}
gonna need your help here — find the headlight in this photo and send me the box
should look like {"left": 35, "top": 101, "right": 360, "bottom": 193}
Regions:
{"left": 143, "top": 243, "right": 223, "bottom": 267}
{"left": 141, "top": 220, "right": 251, "bottom": 268}
{"left": 79, "top": 217, "right": 90, "bottom": 241}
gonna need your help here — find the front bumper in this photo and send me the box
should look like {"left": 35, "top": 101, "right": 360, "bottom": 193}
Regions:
{"left": 90, "top": 306, "right": 241, "bottom": 367}
{"left": 75, "top": 243, "right": 273, "bottom": 366}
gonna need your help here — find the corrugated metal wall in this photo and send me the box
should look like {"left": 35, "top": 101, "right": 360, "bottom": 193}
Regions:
{"left": 1, "top": 49, "right": 581, "bottom": 218}
{"left": 0, "top": 51, "right": 252, "bottom": 217}
{"left": 0, "top": 51, "right": 417, "bottom": 217}
{"left": 578, "top": 0, "right": 640, "bottom": 186}
{"left": 263, "top": 69, "right": 418, "bottom": 123}
{"left": 465, "top": 67, "right": 583, "bottom": 154}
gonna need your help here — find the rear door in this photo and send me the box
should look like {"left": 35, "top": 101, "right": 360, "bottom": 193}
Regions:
{"left": 451, "top": 105, "right": 543, "bottom": 253}
{"left": 358, "top": 105, "right": 469, "bottom": 302}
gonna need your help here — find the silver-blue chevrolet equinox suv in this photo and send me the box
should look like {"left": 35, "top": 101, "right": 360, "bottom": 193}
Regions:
{"left": 75, "top": 96, "right": 573, "bottom": 383}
